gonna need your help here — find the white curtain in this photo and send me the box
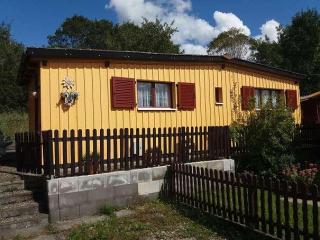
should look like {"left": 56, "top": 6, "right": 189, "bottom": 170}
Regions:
{"left": 155, "top": 83, "right": 171, "bottom": 107}
{"left": 254, "top": 89, "right": 261, "bottom": 109}
{"left": 271, "top": 91, "right": 278, "bottom": 107}
{"left": 261, "top": 90, "right": 270, "bottom": 106}
{"left": 138, "top": 82, "right": 152, "bottom": 107}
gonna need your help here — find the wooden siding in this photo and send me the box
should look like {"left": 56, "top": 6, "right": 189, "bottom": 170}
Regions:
{"left": 38, "top": 59, "right": 301, "bottom": 132}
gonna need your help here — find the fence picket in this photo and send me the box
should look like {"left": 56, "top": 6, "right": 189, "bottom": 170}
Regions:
{"left": 54, "top": 130, "right": 60, "bottom": 177}
{"left": 99, "top": 129, "right": 104, "bottom": 173}
{"left": 312, "top": 185, "right": 319, "bottom": 240}
{"left": 70, "top": 129, "right": 75, "bottom": 175}
{"left": 292, "top": 182, "right": 299, "bottom": 240}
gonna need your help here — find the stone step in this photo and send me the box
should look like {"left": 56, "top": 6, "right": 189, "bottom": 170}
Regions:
{"left": 0, "top": 180, "right": 24, "bottom": 193}
{"left": 0, "top": 201, "right": 39, "bottom": 219}
{"left": 0, "top": 213, "right": 48, "bottom": 238}
{"left": 0, "top": 190, "right": 34, "bottom": 205}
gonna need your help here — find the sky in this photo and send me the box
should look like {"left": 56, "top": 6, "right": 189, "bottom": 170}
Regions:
{"left": 1, "top": 0, "right": 320, "bottom": 54}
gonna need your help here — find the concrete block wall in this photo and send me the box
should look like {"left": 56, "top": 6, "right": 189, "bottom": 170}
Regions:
{"left": 47, "top": 159, "right": 234, "bottom": 222}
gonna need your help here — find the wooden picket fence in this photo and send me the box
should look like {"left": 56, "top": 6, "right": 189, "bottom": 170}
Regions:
{"left": 15, "top": 126, "right": 231, "bottom": 177}
{"left": 171, "top": 163, "right": 320, "bottom": 240}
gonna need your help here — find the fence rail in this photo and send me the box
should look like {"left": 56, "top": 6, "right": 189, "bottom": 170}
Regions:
{"left": 15, "top": 126, "right": 230, "bottom": 177}
{"left": 171, "top": 163, "right": 320, "bottom": 240}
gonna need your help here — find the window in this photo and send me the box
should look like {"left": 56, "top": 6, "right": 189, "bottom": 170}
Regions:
{"left": 215, "top": 87, "right": 223, "bottom": 104}
{"left": 254, "top": 88, "right": 280, "bottom": 109}
{"left": 137, "top": 81, "right": 172, "bottom": 108}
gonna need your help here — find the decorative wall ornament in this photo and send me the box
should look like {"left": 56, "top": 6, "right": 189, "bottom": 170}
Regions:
{"left": 60, "top": 77, "right": 79, "bottom": 107}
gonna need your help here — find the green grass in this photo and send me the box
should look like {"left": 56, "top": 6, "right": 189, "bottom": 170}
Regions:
{"left": 190, "top": 184, "right": 318, "bottom": 236}
{"left": 68, "top": 200, "right": 270, "bottom": 240}
{"left": 0, "top": 111, "right": 28, "bottom": 140}
{"left": 99, "top": 203, "right": 115, "bottom": 216}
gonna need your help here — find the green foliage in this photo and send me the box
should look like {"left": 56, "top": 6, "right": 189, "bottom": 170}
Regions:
{"left": 252, "top": 9, "right": 320, "bottom": 95}
{"left": 100, "top": 203, "right": 115, "bottom": 216}
{"left": 230, "top": 100, "right": 296, "bottom": 176}
{"left": 48, "top": 16, "right": 180, "bottom": 54}
{"left": 0, "top": 111, "right": 28, "bottom": 140}
{"left": 207, "top": 28, "right": 254, "bottom": 59}
{"left": 251, "top": 38, "right": 283, "bottom": 68}
{"left": 0, "top": 23, "right": 26, "bottom": 112}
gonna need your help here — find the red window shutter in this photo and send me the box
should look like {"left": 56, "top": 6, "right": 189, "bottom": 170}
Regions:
{"left": 285, "top": 90, "right": 298, "bottom": 109}
{"left": 177, "top": 83, "right": 196, "bottom": 110}
{"left": 241, "top": 86, "right": 254, "bottom": 110}
{"left": 111, "top": 77, "right": 135, "bottom": 109}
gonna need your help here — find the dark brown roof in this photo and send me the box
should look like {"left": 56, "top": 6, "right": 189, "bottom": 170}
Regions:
{"left": 24, "top": 47, "right": 305, "bottom": 80}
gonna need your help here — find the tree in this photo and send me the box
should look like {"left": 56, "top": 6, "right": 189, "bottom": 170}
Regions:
{"left": 48, "top": 15, "right": 115, "bottom": 49}
{"left": 250, "top": 37, "right": 283, "bottom": 68}
{"left": 0, "top": 23, "right": 26, "bottom": 112}
{"left": 279, "top": 9, "right": 320, "bottom": 95}
{"left": 207, "top": 28, "right": 254, "bottom": 59}
{"left": 47, "top": 16, "right": 180, "bottom": 54}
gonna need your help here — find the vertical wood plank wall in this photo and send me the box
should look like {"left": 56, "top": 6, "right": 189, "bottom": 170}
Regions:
{"left": 38, "top": 59, "right": 301, "bottom": 132}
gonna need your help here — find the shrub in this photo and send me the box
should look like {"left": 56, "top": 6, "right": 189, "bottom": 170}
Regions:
{"left": 231, "top": 100, "right": 296, "bottom": 176}
{"left": 100, "top": 203, "right": 115, "bottom": 216}
{"left": 282, "top": 163, "right": 320, "bottom": 185}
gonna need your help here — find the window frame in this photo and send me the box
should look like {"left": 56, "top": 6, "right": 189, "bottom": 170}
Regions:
{"left": 215, "top": 87, "right": 223, "bottom": 105}
{"left": 254, "top": 88, "right": 281, "bottom": 109}
{"left": 137, "top": 80, "right": 175, "bottom": 110}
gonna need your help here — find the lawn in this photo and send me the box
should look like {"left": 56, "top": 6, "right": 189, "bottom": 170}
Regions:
{"left": 68, "top": 200, "right": 271, "bottom": 240}
{"left": 0, "top": 112, "right": 28, "bottom": 140}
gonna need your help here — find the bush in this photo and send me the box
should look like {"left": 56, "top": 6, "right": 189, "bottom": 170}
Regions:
{"left": 282, "top": 163, "right": 320, "bottom": 185}
{"left": 100, "top": 203, "right": 115, "bottom": 216}
{"left": 231, "top": 100, "right": 296, "bottom": 176}
{"left": 0, "top": 111, "right": 28, "bottom": 140}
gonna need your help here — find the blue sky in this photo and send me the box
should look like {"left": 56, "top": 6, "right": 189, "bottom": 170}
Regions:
{"left": 1, "top": 0, "right": 319, "bottom": 53}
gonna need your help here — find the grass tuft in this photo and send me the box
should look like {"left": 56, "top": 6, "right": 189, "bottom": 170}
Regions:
{"left": 99, "top": 203, "right": 115, "bottom": 216}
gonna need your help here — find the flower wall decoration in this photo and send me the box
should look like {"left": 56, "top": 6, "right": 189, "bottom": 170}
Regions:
{"left": 60, "top": 77, "right": 79, "bottom": 107}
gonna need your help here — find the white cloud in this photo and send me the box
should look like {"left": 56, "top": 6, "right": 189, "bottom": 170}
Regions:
{"left": 256, "top": 19, "right": 280, "bottom": 42}
{"left": 107, "top": 0, "right": 280, "bottom": 56}
{"left": 181, "top": 43, "right": 207, "bottom": 55}
{"left": 213, "top": 11, "right": 251, "bottom": 36}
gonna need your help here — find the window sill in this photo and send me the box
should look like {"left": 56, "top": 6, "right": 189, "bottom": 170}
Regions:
{"left": 216, "top": 102, "right": 223, "bottom": 106}
{"left": 137, "top": 107, "right": 177, "bottom": 111}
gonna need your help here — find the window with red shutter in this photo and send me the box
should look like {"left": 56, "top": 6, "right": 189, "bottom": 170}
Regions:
{"left": 111, "top": 77, "right": 135, "bottom": 109}
{"left": 241, "top": 86, "right": 254, "bottom": 110}
{"left": 177, "top": 83, "right": 196, "bottom": 110}
{"left": 285, "top": 90, "right": 298, "bottom": 109}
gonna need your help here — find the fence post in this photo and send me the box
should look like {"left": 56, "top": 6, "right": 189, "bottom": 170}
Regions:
{"left": 42, "top": 130, "right": 54, "bottom": 178}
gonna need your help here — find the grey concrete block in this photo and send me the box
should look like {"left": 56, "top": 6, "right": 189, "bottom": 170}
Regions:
{"left": 88, "top": 186, "right": 114, "bottom": 202}
{"left": 152, "top": 166, "right": 168, "bottom": 180}
{"left": 48, "top": 209, "right": 60, "bottom": 223}
{"left": 138, "top": 180, "right": 163, "bottom": 196}
{"left": 113, "top": 196, "right": 137, "bottom": 207}
{"left": 92, "top": 174, "right": 106, "bottom": 190}
{"left": 79, "top": 202, "right": 101, "bottom": 216}
{"left": 113, "top": 183, "right": 138, "bottom": 198}
{"left": 106, "top": 171, "right": 130, "bottom": 186}
{"left": 78, "top": 175, "right": 93, "bottom": 191}
{"left": 59, "top": 177, "right": 79, "bottom": 193}
{"left": 59, "top": 191, "right": 88, "bottom": 208}
{"left": 48, "top": 194, "right": 59, "bottom": 211}
{"left": 47, "top": 179, "right": 59, "bottom": 195}
{"left": 130, "top": 168, "right": 152, "bottom": 183}
{"left": 59, "top": 206, "right": 80, "bottom": 220}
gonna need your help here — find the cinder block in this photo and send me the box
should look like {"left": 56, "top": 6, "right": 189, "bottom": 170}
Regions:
{"left": 138, "top": 180, "right": 163, "bottom": 196}
{"left": 113, "top": 196, "right": 137, "bottom": 207}
{"left": 79, "top": 202, "right": 102, "bottom": 216}
{"left": 106, "top": 171, "right": 130, "bottom": 186}
{"left": 152, "top": 166, "right": 168, "bottom": 181}
{"left": 59, "top": 206, "right": 80, "bottom": 220}
{"left": 113, "top": 183, "right": 138, "bottom": 198}
{"left": 48, "top": 194, "right": 59, "bottom": 211}
{"left": 88, "top": 186, "right": 114, "bottom": 202}
{"left": 78, "top": 175, "right": 93, "bottom": 191}
{"left": 130, "top": 168, "right": 152, "bottom": 183}
{"left": 47, "top": 179, "right": 59, "bottom": 195}
{"left": 92, "top": 174, "right": 106, "bottom": 189}
{"left": 48, "top": 209, "right": 60, "bottom": 223}
{"left": 59, "top": 191, "right": 88, "bottom": 208}
{"left": 223, "top": 159, "right": 235, "bottom": 172}
{"left": 59, "top": 176, "right": 79, "bottom": 194}
{"left": 206, "top": 161, "right": 223, "bottom": 170}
